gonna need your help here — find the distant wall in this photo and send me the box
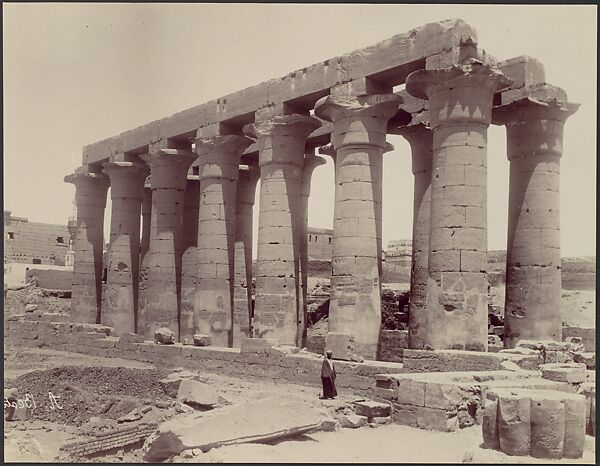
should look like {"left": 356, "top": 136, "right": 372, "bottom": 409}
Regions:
{"left": 4, "top": 262, "right": 73, "bottom": 287}
{"left": 25, "top": 268, "right": 73, "bottom": 290}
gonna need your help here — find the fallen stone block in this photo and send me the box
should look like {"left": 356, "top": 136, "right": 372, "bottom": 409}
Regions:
{"left": 573, "top": 352, "right": 595, "bottom": 370}
{"left": 176, "top": 379, "right": 222, "bottom": 409}
{"left": 353, "top": 400, "right": 391, "bottom": 418}
{"left": 340, "top": 414, "right": 368, "bottom": 429}
{"left": 154, "top": 327, "right": 176, "bottom": 345}
{"left": 577, "top": 383, "right": 595, "bottom": 437}
{"left": 25, "top": 304, "right": 38, "bottom": 312}
{"left": 485, "top": 388, "right": 587, "bottom": 459}
{"left": 541, "top": 363, "right": 586, "bottom": 384}
{"left": 193, "top": 334, "right": 212, "bottom": 347}
{"left": 144, "top": 398, "right": 332, "bottom": 461}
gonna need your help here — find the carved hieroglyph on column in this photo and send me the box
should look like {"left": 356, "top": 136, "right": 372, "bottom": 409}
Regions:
{"left": 194, "top": 135, "right": 252, "bottom": 347}
{"left": 179, "top": 176, "right": 200, "bottom": 341}
{"left": 64, "top": 169, "right": 109, "bottom": 324}
{"left": 397, "top": 122, "right": 433, "bottom": 349}
{"left": 232, "top": 165, "right": 260, "bottom": 347}
{"left": 140, "top": 149, "right": 196, "bottom": 340}
{"left": 102, "top": 161, "right": 149, "bottom": 335}
{"left": 244, "top": 114, "right": 321, "bottom": 345}
{"left": 406, "top": 63, "right": 511, "bottom": 351}
{"left": 315, "top": 93, "right": 401, "bottom": 359}
{"left": 298, "top": 154, "right": 326, "bottom": 347}
{"left": 493, "top": 94, "right": 579, "bottom": 348}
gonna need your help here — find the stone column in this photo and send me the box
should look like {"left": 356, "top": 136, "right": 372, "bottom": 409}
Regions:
{"left": 140, "top": 149, "right": 196, "bottom": 340}
{"left": 298, "top": 154, "right": 326, "bottom": 347}
{"left": 315, "top": 94, "right": 401, "bottom": 359}
{"left": 397, "top": 123, "right": 433, "bottom": 349}
{"left": 194, "top": 135, "right": 252, "bottom": 347}
{"left": 180, "top": 177, "right": 200, "bottom": 341}
{"left": 232, "top": 165, "right": 260, "bottom": 347}
{"left": 138, "top": 184, "right": 152, "bottom": 331}
{"left": 101, "top": 161, "right": 149, "bottom": 334}
{"left": 406, "top": 63, "right": 511, "bottom": 351}
{"left": 140, "top": 186, "right": 152, "bottom": 264}
{"left": 244, "top": 114, "right": 321, "bottom": 345}
{"left": 493, "top": 96, "right": 578, "bottom": 347}
{"left": 64, "top": 169, "right": 109, "bottom": 324}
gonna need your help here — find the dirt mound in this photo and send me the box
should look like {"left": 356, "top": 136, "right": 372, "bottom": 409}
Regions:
{"left": 12, "top": 366, "right": 170, "bottom": 426}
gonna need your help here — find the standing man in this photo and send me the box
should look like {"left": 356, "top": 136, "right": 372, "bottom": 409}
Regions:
{"left": 320, "top": 349, "right": 337, "bottom": 399}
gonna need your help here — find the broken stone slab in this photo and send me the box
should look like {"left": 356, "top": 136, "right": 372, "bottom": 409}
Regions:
{"left": 155, "top": 400, "right": 172, "bottom": 409}
{"left": 193, "top": 334, "right": 212, "bottom": 347}
{"left": 25, "top": 304, "right": 38, "bottom": 312}
{"left": 500, "top": 347, "right": 539, "bottom": 356}
{"left": 325, "top": 333, "right": 355, "bottom": 361}
{"left": 176, "top": 379, "right": 222, "bottom": 409}
{"left": 144, "top": 398, "right": 332, "bottom": 461}
{"left": 160, "top": 371, "right": 198, "bottom": 398}
{"left": 340, "top": 414, "right": 368, "bottom": 429}
{"left": 240, "top": 337, "right": 280, "bottom": 354}
{"left": 154, "top": 327, "right": 176, "bottom": 345}
{"left": 353, "top": 400, "right": 391, "bottom": 418}
{"left": 540, "top": 363, "right": 586, "bottom": 384}
{"left": 499, "top": 360, "right": 529, "bottom": 373}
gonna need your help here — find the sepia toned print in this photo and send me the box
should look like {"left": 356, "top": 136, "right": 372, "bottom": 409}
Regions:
{"left": 3, "top": 4, "right": 596, "bottom": 463}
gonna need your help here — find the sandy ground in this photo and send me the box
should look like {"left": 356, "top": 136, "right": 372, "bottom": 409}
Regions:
{"left": 200, "top": 426, "right": 596, "bottom": 464}
{"left": 3, "top": 348, "right": 596, "bottom": 464}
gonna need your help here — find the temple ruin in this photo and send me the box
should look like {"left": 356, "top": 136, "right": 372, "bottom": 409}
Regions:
{"left": 62, "top": 18, "right": 579, "bottom": 357}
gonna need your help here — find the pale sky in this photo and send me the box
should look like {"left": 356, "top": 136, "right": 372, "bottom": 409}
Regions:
{"left": 3, "top": 4, "right": 597, "bottom": 257}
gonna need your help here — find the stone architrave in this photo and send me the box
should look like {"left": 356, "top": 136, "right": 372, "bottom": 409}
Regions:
{"left": 140, "top": 149, "right": 196, "bottom": 341}
{"left": 493, "top": 95, "right": 579, "bottom": 348}
{"left": 406, "top": 62, "right": 511, "bottom": 351}
{"left": 232, "top": 165, "right": 260, "bottom": 347}
{"left": 193, "top": 135, "right": 252, "bottom": 348}
{"left": 315, "top": 93, "right": 401, "bottom": 359}
{"left": 101, "top": 161, "right": 149, "bottom": 335}
{"left": 64, "top": 169, "right": 109, "bottom": 324}
{"left": 298, "top": 154, "right": 326, "bottom": 347}
{"left": 397, "top": 122, "right": 433, "bottom": 349}
{"left": 179, "top": 176, "right": 200, "bottom": 341}
{"left": 244, "top": 114, "right": 321, "bottom": 345}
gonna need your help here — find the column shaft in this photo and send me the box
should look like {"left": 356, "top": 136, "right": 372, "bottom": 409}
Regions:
{"left": 64, "top": 170, "right": 109, "bottom": 324}
{"left": 140, "top": 149, "right": 196, "bottom": 340}
{"left": 194, "top": 135, "right": 251, "bottom": 347}
{"left": 102, "top": 161, "right": 148, "bottom": 334}
{"left": 494, "top": 98, "right": 578, "bottom": 347}
{"left": 399, "top": 124, "right": 433, "bottom": 349}
{"left": 232, "top": 166, "right": 260, "bottom": 347}
{"left": 406, "top": 63, "right": 510, "bottom": 351}
{"left": 299, "top": 155, "right": 326, "bottom": 347}
{"left": 315, "top": 93, "right": 400, "bottom": 359}
{"left": 244, "top": 114, "right": 321, "bottom": 345}
{"left": 180, "top": 178, "right": 200, "bottom": 341}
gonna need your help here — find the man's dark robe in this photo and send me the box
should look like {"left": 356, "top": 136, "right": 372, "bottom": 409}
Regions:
{"left": 321, "top": 357, "right": 337, "bottom": 399}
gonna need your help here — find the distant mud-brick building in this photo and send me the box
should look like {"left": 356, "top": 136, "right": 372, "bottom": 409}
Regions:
{"left": 3, "top": 211, "right": 70, "bottom": 265}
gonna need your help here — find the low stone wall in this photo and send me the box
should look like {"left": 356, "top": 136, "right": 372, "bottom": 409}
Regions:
{"left": 25, "top": 268, "right": 73, "bottom": 290}
{"left": 402, "top": 349, "right": 540, "bottom": 372}
{"left": 3, "top": 318, "right": 406, "bottom": 397}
